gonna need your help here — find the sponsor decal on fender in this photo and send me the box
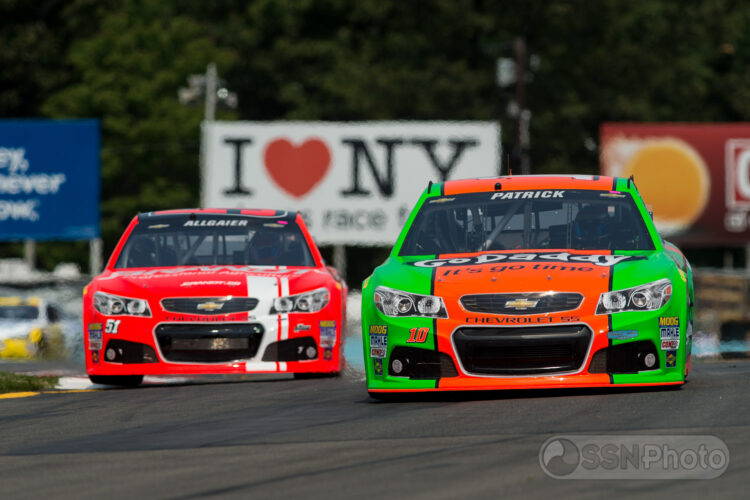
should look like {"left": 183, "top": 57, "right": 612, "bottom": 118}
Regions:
{"left": 373, "top": 358, "right": 384, "bottom": 375}
{"left": 666, "top": 350, "right": 677, "bottom": 367}
{"left": 369, "top": 325, "right": 387, "bottom": 358}
{"left": 411, "top": 252, "right": 643, "bottom": 268}
{"left": 661, "top": 339, "right": 679, "bottom": 350}
{"left": 88, "top": 323, "right": 103, "bottom": 350}
{"left": 88, "top": 331, "right": 102, "bottom": 350}
{"left": 320, "top": 320, "right": 336, "bottom": 347}
{"left": 659, "top": 316, "right": 680, "bottom": 350}
{"left": 608, "top": 330, "right": 638, "bottom": 340}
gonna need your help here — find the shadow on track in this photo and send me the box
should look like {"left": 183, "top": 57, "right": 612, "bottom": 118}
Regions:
{"left": 365, "top": 382, "right": 685, "bottom": 403}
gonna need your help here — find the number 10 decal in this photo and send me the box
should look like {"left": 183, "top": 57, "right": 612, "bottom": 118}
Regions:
{"left": 407, "top": 327, "right": 429, "bottom": 343}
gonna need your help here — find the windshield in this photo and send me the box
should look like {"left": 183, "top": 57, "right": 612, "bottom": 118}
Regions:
{"left": 114, "top": 214, "right": 315, "bottom": 268}
{"left": 0, "top": 305, "right": 39, "bottom": 320}
{"left": 400, "top": 189, "right": 655, "bottom": 256}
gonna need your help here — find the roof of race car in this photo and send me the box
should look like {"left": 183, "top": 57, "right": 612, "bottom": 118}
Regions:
{"left": 137, "top": 208, "right": 296, "bottom": 222}
{"left": 437, "top": 175, "right": 623, "bottom": 196}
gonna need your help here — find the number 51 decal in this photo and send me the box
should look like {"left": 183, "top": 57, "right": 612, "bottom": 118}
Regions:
{"left": 105, "top": 319, "right": 121, "bottom": 334}
{"left": 407, "top": 327, "right": 429, "bottom": 343}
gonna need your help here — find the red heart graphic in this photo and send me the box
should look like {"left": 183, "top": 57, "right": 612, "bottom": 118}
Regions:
{"left": 263, "top": 138, "right": 331, "bottom": 198}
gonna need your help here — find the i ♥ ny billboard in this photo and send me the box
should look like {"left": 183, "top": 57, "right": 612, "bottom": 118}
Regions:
{"left": 600, "top": 123, "right": 750, "bottom": 246}
{"left": 202, "top": 121, "right": 500, "bottom": 245}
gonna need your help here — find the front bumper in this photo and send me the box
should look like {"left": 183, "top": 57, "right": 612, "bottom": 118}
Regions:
{"left": 84, "top": 312, "right": 342, "bottom": 376}
{"left": 363, "top": 309, "right": 689, "bottom": 392}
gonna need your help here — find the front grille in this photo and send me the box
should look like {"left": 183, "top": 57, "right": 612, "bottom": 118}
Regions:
{"left": 460, "top": 292, "right": 583, "bottom": 315}
{"left": 161, "top": 297, "right": 259, "bottom": 315}
{"left": 453, "top": 325, "right": 591, "bottom": 375}
{"left": 155, "top": 323, "right": 263, "bottom": 362}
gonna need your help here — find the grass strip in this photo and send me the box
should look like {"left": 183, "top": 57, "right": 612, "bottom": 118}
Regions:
{"left": 0, "top": 372, "right": 59, "bottom": 394}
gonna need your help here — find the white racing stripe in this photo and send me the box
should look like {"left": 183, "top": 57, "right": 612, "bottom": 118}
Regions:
{"left": 246, "top": 275, "right": 279, "bottom": 315}
{"left": 279, "top": 276, "right": 290, "bottom": 341}
{"left": 278, "top": 276, "right": 290, "bottom": 371}
{"left": 245, "top": 273, "right": 291, "bottom": 372}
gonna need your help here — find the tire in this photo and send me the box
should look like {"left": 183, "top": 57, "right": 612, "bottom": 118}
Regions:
{"left": 89, "top": 375, "right": 144, "bottom": 387}
{"left": 293, "top": 372, "right": 340, "bottom": 380}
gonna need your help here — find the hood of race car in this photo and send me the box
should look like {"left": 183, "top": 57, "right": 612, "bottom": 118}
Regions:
{"left": 92, "top": 265, "right": 327, "bottom": 298}
{"left": 378, "top": 250, "right": 675, "bottom": 303}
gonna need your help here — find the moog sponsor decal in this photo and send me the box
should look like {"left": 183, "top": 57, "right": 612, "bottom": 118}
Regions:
{"left": 369, "top": 325, "right": 387, "bottom": 359}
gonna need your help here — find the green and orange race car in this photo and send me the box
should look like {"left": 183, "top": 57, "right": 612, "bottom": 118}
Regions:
{"left": 362, "top": 175, "right": 693, "bottom": 397}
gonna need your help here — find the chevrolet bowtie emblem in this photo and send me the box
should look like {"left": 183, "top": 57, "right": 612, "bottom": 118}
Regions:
{"left": 505, "top": 298, "right": 538, "bottom": 310}
{"left": 196, "top": 301, "right": 225, "bottom": 311}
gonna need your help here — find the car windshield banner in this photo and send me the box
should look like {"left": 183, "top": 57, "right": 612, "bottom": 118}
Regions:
{"left": 201, "top": 121, "right": 500, "bottom": 245}
{"left": 0, "top": 119, "right": 100, "bottom": 240}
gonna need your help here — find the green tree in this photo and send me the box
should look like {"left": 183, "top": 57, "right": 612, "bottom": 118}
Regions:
{"left": 0, "top": 0, "right": 110, "bottom": 117}
{"left": 43, "top": 0, "right": 237, "bottom": 258}
{"left": 8, "top": 0, "right": 750, "bottom": 274}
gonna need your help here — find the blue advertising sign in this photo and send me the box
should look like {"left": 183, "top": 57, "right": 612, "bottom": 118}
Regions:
{"left": 0, "top": 119, "right": 100, "bottom": 240}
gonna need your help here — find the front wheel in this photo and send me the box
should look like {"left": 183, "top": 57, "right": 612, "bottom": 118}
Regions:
{"left": 89, "top": 375, "right": 144, "bottom": 387}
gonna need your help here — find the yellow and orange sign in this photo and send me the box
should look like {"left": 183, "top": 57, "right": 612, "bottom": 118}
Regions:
{"left": 600, "top": 123, "right": 750, "bottom": 244}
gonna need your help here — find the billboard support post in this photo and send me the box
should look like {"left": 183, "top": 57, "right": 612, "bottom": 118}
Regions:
{"left": 90, "top": 238, "right": 103, "bottom": 276}
{"left": 333, "top": 245, "right": 347, "bottom": 282}
{"left": 24, "top": 240, "right": 35, "bottom": 269}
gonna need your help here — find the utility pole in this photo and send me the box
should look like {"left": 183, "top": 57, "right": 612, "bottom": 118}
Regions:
{"left": 204, "top": 63, "right": 218, "bottom": 122}
{"left": 179, "top": 63, "right": 237, "bottom": 211}
{"left": 514, "top": 37, "right": 531, "bottom": 175}
{"left": 179, "top": 62, "right": 237, "bottom": 122}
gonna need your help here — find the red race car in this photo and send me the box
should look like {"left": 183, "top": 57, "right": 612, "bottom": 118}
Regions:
{"left": 83, "top": 209, "right": 347, "bottom": 386}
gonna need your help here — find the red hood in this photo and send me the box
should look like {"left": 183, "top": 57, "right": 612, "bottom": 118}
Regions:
{"left": 93, "top": 265, "right": 326, "bottom": 297}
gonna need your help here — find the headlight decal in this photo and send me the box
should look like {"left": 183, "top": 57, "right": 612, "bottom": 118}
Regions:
{"left": 93, "top": 291, "right": 151, "bottom": 317}
{"left": 271, "top": 287, "right": 330, "bottom": 314}
{"left": 373, "top": 286, "right": 448, "bottom": 318}
{"left": 596, "top": 278, "right": 672, "bottom": 315}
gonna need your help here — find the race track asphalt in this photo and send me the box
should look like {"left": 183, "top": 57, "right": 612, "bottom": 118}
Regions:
{"left": 1, "top": 359, "right": 749, "bottom": 500}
